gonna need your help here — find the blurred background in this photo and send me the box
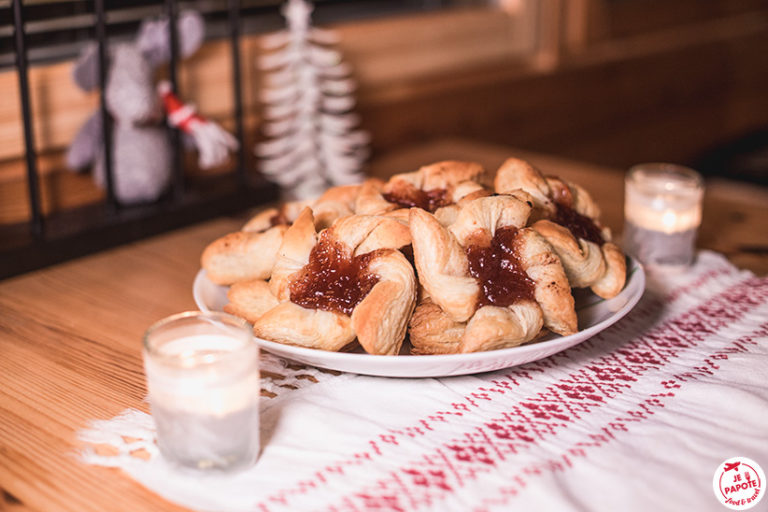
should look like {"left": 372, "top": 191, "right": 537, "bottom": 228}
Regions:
{"left": 1, "top": 0, "right": 767, "bottom": 275}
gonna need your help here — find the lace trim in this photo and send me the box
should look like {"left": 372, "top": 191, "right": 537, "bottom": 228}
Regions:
{"left": 78, "top": 352, "right": 338, "bottom": 466}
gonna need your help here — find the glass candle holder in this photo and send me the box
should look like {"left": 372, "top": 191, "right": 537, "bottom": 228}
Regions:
{"left": 143, "top": 311, "right": 260, "bottom": 472}
{"left": 623, "top": 163, "right": 704, "bottom": 266}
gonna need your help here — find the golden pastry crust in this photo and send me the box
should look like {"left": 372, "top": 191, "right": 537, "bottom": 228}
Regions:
{"left": 203, "top": 184, "right": 362, "bottom": 288}
{"left": 253, "top": 213, "right": 417, "bottom": 355}
{"left": 313, "top": 183, "right": 362, "bottom": 230}
{"left": 514, "top": 227, "right": 578, "bottom": 336}
{"left": 242, "top": 200, "right": 311, "bottom": 233}
{"left": 494, "top": 157, "right": 627, "bottom": 299}
{"left": 355, "top": 178, "right": 395, "bottom": 216}
{"left": 461, "top": 302, "right": 543, "bottom": 353}
{"left": 382, "top": 208, "right": 411, "bottom": 224}
{"left": 591, "top": 242, "right": 627, "bottom": 299}
{"left": 494, "top": 157, "right": 555, "bottom": 220}
{"left": 356, "top": 161, "right": 488, "bottom": 218}
{"left": 409, "top": 207, "right": 479, "bottom": 323}
{"left": 242, "top": 184, "right": 360, "bottom": 234}
{"left": 409, "top": 297, "right": 545, "bottom": 355}
{"left": 254, "top": 301, "right": 356, "bottom": 351}
{"left": 351, "top": 250, "right": 417, "bottom": 355}
{"left": 269, "top": 207, "right": 318, "bottom": 301}
{"left": 431, "top": 187, "right": 496, "bottom": 227}
{"left": 393, "top": 160, "right": 486, "bottom": 192}
{"left": 448, "top": 192, "right": 534, "bottom": 245}
{"left": 546, "top": 177, "right": 602, "bottom": 221}
{"left": 226, "top": 207, "right": 413, "bottom": 340}
{"left": 205, "top": 156, "right": 627, "bottom": 358}
{"left": 224, "top": 279, "right": 280, "bottom": 324}
{"left": 408, "top": 298, "right": 463, "bottom": 355}
{"left": 532, "top": 220, "right": 606, "bottom": 289}
{"left": 201, "top": 225, "right": 288, "bottom": 285}
{"left": 223, "top": 207, "right": 319, "bottom": 330}
{"left": 330, "top": 214, "right": 411, "bottom": 257}
{"left": 409, "top": 195, "right": 576, "bottom": 354}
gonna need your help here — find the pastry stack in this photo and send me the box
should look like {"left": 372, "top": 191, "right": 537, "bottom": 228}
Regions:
{"left": 201, "top": 158, "right": 627, "bottom": 355}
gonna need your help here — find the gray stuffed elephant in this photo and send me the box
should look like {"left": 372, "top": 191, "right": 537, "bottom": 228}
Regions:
{"left": 67, "top": 11, "right": 237, "bottom": 204}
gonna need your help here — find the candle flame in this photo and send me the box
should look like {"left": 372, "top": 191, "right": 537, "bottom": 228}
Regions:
{"left": 662, "top": 211, "right": 677, "bottom": 230}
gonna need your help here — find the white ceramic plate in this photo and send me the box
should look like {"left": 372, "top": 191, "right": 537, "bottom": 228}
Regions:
{"left": 193, "top": 258, "right": 645, "bottom": 378}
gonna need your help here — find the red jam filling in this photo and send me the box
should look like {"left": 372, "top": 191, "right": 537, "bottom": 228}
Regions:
{"left": 289, "top": 232, "right": 381, "bottom": 315}
{"left": 383, "top": 184, "right": 451, "bottom": 212}
{"left": 553, "top": 203, "right": 604, "bottom": 246}
{"left": 546, "top": 176, "right": 604, "bottom": 245}
{"left": 465, "top": 227, "right": 535, "bottom": 308}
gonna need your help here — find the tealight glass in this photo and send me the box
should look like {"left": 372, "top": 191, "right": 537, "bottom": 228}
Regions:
{"left": 623, "top": 163, "right": 704, "bottom": 266}
{"left": 143, "top": 311, "right": 260, "bottom": 472}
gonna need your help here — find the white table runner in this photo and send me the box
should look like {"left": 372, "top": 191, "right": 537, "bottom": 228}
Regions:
{"left": 78, "top": 251, "right": 768, "bottom": 511}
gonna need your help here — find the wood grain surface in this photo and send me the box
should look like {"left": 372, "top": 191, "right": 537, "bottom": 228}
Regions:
{"left": 0, "top": 139, "right": 765, "bottom": 512}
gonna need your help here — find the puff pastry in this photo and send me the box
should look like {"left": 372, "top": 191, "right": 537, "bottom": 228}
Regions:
{"left": 202, "top": 184, "right": 362, "bottom": 285}
{"left": 356, "top": 161, "right": 489, "bottom": 220}
{"left": 494, "top": 157, "right": 626, "bottom": 298}
{"left": 241, "top": 199, "right": 310, "bottom": 233}
{"left": 409, "top": 195, "right": 577, "bottom": 354}
{"left": 201, "top": 225, "right": 288, "bottom": 285}
{"left": 223, "top": 279, "right": 280, "bottom": 324}
{"left": 251, "top": 210, "right": 417, "bottom": 355}
{"left": 203, "top": 155, "right": 629, "bottom": 358}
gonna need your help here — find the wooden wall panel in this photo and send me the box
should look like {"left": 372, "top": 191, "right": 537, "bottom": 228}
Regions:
{"left": 1, "top": 4, "right": 767, "bottom": 225}
{"left": 0, "top": 7, "right": 531, "bottom": 224}
{"left": 358, "top": 21, "right": 768, "bottom": 174}
{"left": 0, "top": 7, "right": 528, "bottom": 164}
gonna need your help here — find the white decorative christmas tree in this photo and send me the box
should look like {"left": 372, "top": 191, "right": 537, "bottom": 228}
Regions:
{"left": 256, "top": 0, "right": 370, "bottom": 199}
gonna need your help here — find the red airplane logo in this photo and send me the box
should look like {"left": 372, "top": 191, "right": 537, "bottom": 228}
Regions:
{"left": 724, "top": 462, "right": 741, "bottom": 472}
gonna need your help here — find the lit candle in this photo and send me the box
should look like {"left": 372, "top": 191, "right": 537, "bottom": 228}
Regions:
{"left": 143, "top": 311, "right": 260, "bottom": 472}
{"left": 623, "top": 163, "right": 704, "bottom": 266}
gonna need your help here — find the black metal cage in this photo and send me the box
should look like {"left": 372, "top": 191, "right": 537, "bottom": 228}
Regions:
{"left": 2, "top": 0, "right": 474, "bottom": 280}
{"left": 2, "top": 0, "right": 278, "bottom": 279}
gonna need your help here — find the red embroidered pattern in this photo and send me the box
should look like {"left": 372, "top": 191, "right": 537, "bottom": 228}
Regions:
{"left": 663, "top": 264, "right": 735, "bottom": 303}
{"left": 476, "top": 322, "right": 767, "bottom": 511}
{"left": 257, "top": 276, "right": 768, "bottom": 511}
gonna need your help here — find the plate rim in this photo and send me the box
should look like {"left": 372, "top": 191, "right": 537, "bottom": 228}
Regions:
{"left": 194, "top": 258, "right": 645, "bottom": 373}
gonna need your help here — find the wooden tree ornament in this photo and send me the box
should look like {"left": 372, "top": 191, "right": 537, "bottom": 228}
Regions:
{"left": 255, "top": 0, "right": 370, "bottom": 199}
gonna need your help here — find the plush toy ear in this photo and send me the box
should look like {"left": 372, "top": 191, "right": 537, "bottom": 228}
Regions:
{"left": 72, "top": 42, "right": 102, "bottom": 91}
{"left": 176, "top": 10, "right": 205, "bottom": 58}
{"left": 136, "top": 10, "right": 205, "bottom": 68}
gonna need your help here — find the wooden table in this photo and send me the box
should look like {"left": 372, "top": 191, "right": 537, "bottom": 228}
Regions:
{"left": 1, "top": 139, "right": 765, "bottom": 512}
